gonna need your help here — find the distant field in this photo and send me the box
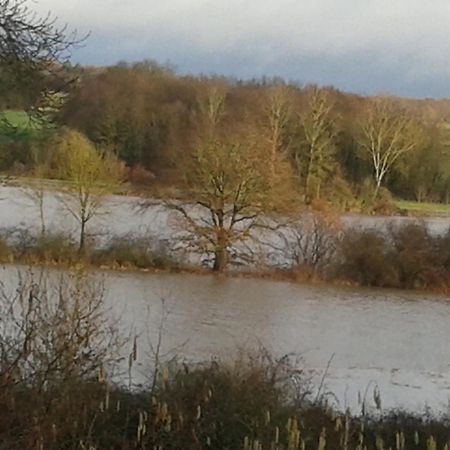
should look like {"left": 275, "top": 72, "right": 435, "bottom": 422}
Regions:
{"left": 0, "top": 110, "right": 44, "bottom": 144}
{"left": 396, "top": 200, "right": 450, "bottom": 216}
{"left": 0, "top": 110, "right": 42, "bottom": 129}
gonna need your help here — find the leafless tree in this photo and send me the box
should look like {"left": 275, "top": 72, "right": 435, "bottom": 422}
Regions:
{"left": 295, "top": 88, "right": 337, "bottom": 201}
{"left": 265, "top": 84, "right": 292, "bottom": 180}
{"left": 0, "top": 0, "right": 84, "bottom": 116}
{"left": 358, "top": 98, "right": 421, "bottom": 201}
{"left": 165, "top": 139, "right": 275, "bottom": 271}
{"left": 274, "top": 212, "right": 342, "bottom": 275}
{"left": 159, "top": 89, "right": 298, "bottom": 272}
{"left": 21, "top": 146, "right": 49, "bottom": 237}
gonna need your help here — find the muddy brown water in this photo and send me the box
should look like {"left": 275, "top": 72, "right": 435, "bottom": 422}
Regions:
{"left": 2, "top": 263, "right": 450, "bottom": 414}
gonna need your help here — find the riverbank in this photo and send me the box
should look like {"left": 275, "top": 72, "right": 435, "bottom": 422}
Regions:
{"left": 3, "top": 346, "right": 450, "bottom": 449}
{"left": 1, "top": 227, "right": 450, "bottom": 297}
{"left": 395, "top": 200, "right": 450, "bottom": 217}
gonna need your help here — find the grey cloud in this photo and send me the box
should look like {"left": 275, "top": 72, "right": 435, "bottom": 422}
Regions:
{"left": 34, "top": 0, "right": 450, "bottom": 98}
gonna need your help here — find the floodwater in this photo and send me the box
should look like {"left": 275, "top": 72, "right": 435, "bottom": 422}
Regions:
{"left": 2, "top": 264, "right": 450, "bottom": 414}
{"left": 1, "top": 186, "right": 449, "bottom": 243}
{"left": 2, "top": 186, "right": 450, "bottom": 413}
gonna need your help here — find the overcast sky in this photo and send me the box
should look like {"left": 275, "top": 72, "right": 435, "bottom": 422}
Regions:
{"left": 33, "top": 0, "right": 450, "bottom": 98}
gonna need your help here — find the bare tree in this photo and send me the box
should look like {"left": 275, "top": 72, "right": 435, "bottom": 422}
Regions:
{"left": 56, "top": 130, "right": 124, "bottom": 252}
{"left": 200, "top": 84, "right": 226, "bottom": 134}
{"left": 22, "top": 145, "right": 49, "bottom": 237}
{"left": 282, "top": 212, "right": 341, "bottom": 274}
{"left": 161, "top": 89, "right": 297, "bottom": 272}
{"left": 295, "top": 88, "right": 337, "bottom": 202}
{"left": 23, "top": 176, "right": 46, "bottom": 237}
{"left": 0, "top": 0, "right": 83, "bottom": 114}
{"left": 265, "top": 84, "right": 292, "bottom": 183}
{"left": 358, "top": 98, "right": 421, "bottom": 201}
{"left": 166, "top": 139, "right": 274, "bottom": 271}
{"left": 0, "top": 0, "right": 76, "bottom": 64}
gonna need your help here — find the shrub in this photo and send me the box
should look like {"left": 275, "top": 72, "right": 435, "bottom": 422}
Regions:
{"left": 336, "top": 223, "right": 450, "bottom": 290}
{"left": 281, "top": 212, "right": 342, "bottom": 277}
{"left": 126, "top": 164, "right": 156, "bottom": 186}
{"left": 387, "top": 223, "right": 441, "bottom": 289}
{"left": 337, "top": 229, "right": 398, "bottom": 287}
{"left": 0, "top": 268, "right": 122, "bottom": 449}
{"left": 93, "top": 235, "right": 178, "bottom": 270}
{"left": 28, "top": 232, "right": 79, "bottom": 263}
{"left": 372, "top": 187, "right": 397, "bottom": 215}
{"left": 2, "top": 227, "right": 80, "bottom": 264}
{"left": 0, "top": 234, "right": 12, "bottom": 262}
{"left": 436, "top": 227, "right": 450, "bottom": 271}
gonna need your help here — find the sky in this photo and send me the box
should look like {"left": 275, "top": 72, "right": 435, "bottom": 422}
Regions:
{"left": 33, "top": 0, "right": 450, "bottom": 99}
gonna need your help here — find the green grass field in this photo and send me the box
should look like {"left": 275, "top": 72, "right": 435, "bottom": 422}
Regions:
{"left": 396, "top": 200, "right": 450, "bottom": 216}
{"left": 0, "top": 110, "right": 43, "bottom": 129}
{"left": 0, "top": 110, "right": 44, "bottom": 144}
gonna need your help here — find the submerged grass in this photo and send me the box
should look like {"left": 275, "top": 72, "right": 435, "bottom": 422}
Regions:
{"left": 0, "top": 228, "right": 181, "bottom": 273}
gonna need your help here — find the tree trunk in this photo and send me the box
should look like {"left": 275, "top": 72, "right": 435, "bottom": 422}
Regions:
{"left": 305, "top": 144, "right": 315, "bottom": 203}
{"left": 79, "top": 220, "right": 86, "bottom": 254}
{"left": 213, "top": 230, "right": 228, "bottom": 272}
{"left": 372, "top": 178, "right": 382, "bottom": 203}
{"left": 39, "top": 195, "right": 46, "bottom": 238}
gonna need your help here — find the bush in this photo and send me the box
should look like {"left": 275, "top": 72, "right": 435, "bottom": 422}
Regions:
{"left": 337, "top": 228, "right": 398, "bottom": 287}
{"left": 372, "top": 187, "right": 397, "bottom": 215}
{"left": 126, "top": 164, "right": 156, "bottom": 186}
{"left": 281, "top": 212, "right": 342, "bottom": 277}
{"left": 2, "top": 228, "right": 79, "bottom": 264}
{"left": 358, "top": 179, "right": 397, "bottom": 215}
{"left": 336, "top": 223, "right": 450, "bottom": 290}
{"left": 0, "top": 227, "right": 180, "bottom": 271}
{"left": 0, "top": 269, "right": 122, "bottom": 449}
{"left": 28, "top": 232, "right": 79, "bottom": 263}
{"left": 0, "top": 234, "right": 12, "bottom": 262}
{"left": 387, "top": 223, "right": 440, "bottom": 289}
{"left": 93, "top": 235, "right": 178, "bottom": 270}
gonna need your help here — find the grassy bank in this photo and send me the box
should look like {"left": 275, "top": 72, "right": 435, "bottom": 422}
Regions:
{"left": 395, "top": 200, "right": 450, "bottom": 217}
{"left": 3, "top": 339, "right": 450, "bottom": 449}
{"left": 0, "top": 110, "right": 44, "bottom": 144}
{"left": 0, "top": 230, "right": 182, "bottom": 273}
{"left": 5, "top": 357, "right": 450, "bottom": 450}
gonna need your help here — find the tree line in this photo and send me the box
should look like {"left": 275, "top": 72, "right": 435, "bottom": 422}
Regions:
{"left": 2, "top": 0, "right": 450, "bottom": 213}
{"left": 59, "top": 62, "right": 450, "bottom": 207}
{"left": 3, "top": 59, "right": 450, "bottom": 208}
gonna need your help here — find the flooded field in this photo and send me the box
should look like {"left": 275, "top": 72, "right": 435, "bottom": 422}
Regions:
{"left": 2, "top": 264, "right": 450, "bottom": 413}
